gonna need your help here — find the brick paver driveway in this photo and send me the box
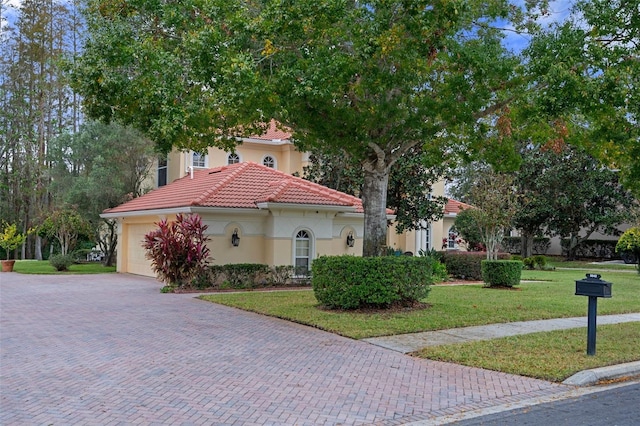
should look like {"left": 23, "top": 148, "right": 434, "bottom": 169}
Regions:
{"left": 1, "top": 273, "right": 570, "bottom": 425}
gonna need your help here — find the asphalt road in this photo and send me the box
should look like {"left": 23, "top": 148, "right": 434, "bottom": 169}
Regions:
{"left": 451, "top": 381, "right": 640, "bottom": 426}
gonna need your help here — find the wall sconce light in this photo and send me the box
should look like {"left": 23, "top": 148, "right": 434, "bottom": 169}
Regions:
{"left": 231, "top": 228, "right": 240, "bottom": 247}
{"left": 346, "top": 231, "right": 355, "bottom": 248}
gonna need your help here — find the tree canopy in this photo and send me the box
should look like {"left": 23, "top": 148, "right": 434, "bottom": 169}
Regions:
{"left": 302, "top": 147, "right": 448, "bottom": 233}
{"left": 533, "top": 145, "right": 635, "bottom": 260}
{"left": 1, "top": 0, "right": 84, "bottom": 259}
{"left": 74, "top": 0, "right": 553, "bottom": 256}
{"left": 515, "top": 0, "right": 640, "bottom": 196}
{"left": 465, "top": 171, "right": 518, "bottom": 260}
{"left": 48, "top": 121, "right": 156, "bottom": 265}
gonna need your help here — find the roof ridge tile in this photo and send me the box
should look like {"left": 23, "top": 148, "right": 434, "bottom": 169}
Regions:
{"left": 262, "top": 179, "right": 291, "bottom": 202}
{"left": 285, "top": 179, "right": 356, "bottom": 206}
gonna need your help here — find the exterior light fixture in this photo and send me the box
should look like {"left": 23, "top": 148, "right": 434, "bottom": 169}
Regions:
{"left": 346, "top": 232, "right": 355, "bottom": 248}
{"left": 231, "top": 228, "right": 240, "bottom": 247}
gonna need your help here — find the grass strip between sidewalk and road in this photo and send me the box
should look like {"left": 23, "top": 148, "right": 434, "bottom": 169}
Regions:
{"left": 413, "top": 322, "right": 640, "bottom": 382}
{"left": 200, "top": 269, "right": 639, "bottom": 339}
{"left": 12, "top": 260, "right": 116, "bottom": 274}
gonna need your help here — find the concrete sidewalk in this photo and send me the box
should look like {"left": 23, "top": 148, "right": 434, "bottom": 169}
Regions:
{"left": 363, "top": 313, "right": 640, "bottom": 353}
{"left": 364, "top": 313, "right": 640, "bottom": 387}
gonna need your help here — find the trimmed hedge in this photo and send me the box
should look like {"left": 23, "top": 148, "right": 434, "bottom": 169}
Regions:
{"left": 312, "top": 255, "right": 439, "bottom": 310}
{"left": 190, "top": 264, "right": 311, "bottom": 290}
{"left": 522, "top": 255, "right": 548, "bottom": 270}
{"left": 560, "top": 239, "right": 618, "bottom": 259}
{"left": 501, "top": 236, "right": 551, "bottom": 255}
{"left": 439, "top": 251, "right": 511, "bottom": 280}
{"left": 481, "top": 260, "right": 523, "bottom": 287}
{"left": 211, "top": 263, "right": 271, "bottom": 288}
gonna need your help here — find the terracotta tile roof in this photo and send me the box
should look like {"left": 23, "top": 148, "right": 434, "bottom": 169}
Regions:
{"left": 103, "top": 162, "right": 364, "bottom": 214}
{"left": 250, "top": 120, "right": 292, "bottom": 141}
{"left": 444, "top": 199, "right": 474, "bottom": 215}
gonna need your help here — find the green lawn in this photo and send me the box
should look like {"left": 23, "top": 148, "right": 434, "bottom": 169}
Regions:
{"left": 200, "top": 269, "right": 640, "bottom": 339}
{"left": 200, "top": 268, "right": 639, "bottom": 381}
{"left": 546, "top": 257, "right": 637, "bottom": 271}
{"left": 12, "top": 260, "right": 116, "bottom": 274}
{"left": 415, "top": 322, "right": 640, "bottom": 382}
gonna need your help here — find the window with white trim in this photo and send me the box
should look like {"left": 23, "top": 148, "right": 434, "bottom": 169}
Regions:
{"left": 424, "top": 224, "right": 431, "bottom": 250}
{"left": 294, "top": 230, "right": 311, "bottom": 275}
{"left": 227, "top": 153, "right": 240, "bottom": 165}
{"left": 447, "top": 227, "right": 459, "bottom": 249}
{"left": 262, "top": 155, "right": 276, "bottom": 168}
{"left": 157, "top": 156, "right": 167, "bottom": 187}
{"left": 192, "top": 152, "right": 207, "bottom": 168}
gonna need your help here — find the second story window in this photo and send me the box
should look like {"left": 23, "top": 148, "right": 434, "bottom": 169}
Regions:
{"left": 262, "top": 155, "right": 276, "bottom": 168}
{"left": 192, "top": 152, "right": 207, "bottom": 168}
{"left": 157, "top": 156, "right": 167, "bottom": 187}
{"left": 227, "top": 153, "right": 240, "bottom": 165}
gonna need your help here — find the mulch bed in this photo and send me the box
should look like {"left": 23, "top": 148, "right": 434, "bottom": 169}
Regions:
{"left": 317, "top": 300, "right": 432, "bottom": 314}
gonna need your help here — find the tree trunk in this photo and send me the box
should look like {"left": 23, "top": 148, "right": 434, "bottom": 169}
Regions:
{"left": 35, "top": 235, "right": 43, "bottom": 261}
{"left": 521, "top": 232, "right": 534, "bottom": 258}
{"left": 485, "top": 236, "right": 498, "bottom": 260}
{"left": 101, "top": 220, "right": 118, "bottom": 267}
{"left": 362, "top": 165, "right": 390, "bottom": 257}
{"left": 566, "top": 233, "right": 581, "bottom": 260}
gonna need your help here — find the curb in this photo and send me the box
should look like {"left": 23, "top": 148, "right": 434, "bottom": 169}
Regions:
{"left": 562, "top": 361, "right": 640, "bottom": 386}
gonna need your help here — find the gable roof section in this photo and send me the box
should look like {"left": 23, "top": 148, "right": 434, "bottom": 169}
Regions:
{"left": 444, "top": 199, "right": 474, "bottom": 215}
{"left": 103, "top": 162, "right": 364, "bottom": 215}
{"left": 246, "top": 120, "right": 292, "bottom": 142}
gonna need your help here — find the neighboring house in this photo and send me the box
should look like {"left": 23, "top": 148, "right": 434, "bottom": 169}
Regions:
{"left": 387, "top": 197, "right": 474, "bottom": 254}
{"left": 102, "top": 162, "right": 376, "bottom": 277}
{"left": 513, "top": 225, "right": 632, "bottom": 257}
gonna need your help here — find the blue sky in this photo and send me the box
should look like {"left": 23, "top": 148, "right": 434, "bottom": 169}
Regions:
{"left": 500, "top": 0, "right": 576, "bottom": 53}
{"left": 2, "top": 0, "right": 576, "bottom": 55}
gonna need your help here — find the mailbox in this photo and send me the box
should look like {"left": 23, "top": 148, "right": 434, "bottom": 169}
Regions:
{"left": 575, "top": 274, "right": 612, "bottom": 298}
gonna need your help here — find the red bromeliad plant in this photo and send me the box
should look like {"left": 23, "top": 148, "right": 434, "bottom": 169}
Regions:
{"left": 142, "top": 213, "right": 211, "bottom": 287}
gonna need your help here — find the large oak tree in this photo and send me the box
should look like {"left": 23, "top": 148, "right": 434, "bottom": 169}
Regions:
{"left": 73, "top": 0, "right": 552, "bottom": 256}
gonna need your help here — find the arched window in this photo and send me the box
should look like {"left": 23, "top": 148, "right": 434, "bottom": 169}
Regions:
{"left": 262, "top": 155, "right": 276, "bottom": 168}
{"left": 294, "top": 230, "right": 311, "bottom": 275}
{"left": 192, "top": 152, "right": 207, "bottom": 168}
{"left": 447, "top": 227, "right": 459, "bottom": 249}
{"left": 227, "top": 153, "right": 241, "bottom": 165}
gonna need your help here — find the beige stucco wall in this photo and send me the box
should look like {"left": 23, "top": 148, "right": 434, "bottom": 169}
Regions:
{"left": 117, "top": 214, "right": 178, "bottom": 276}
{"left": 115, "top": 208, "right": 365, "bottom": 278}
{"left": 132, "top": 140, "right": 453, "bottom": 278}
{"left": 163, "top": 140, "right": 308, "bottom": 185}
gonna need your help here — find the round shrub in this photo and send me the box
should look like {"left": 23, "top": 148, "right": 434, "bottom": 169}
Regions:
{"left": 439, "top": 251, "right": 511, "bottom": 280}
{"left": 312, "top": 255, "right": 438, "bottom": 310}
{"left": 616, "top": 227, "right": 640, "bottom": 273}
{"left": 481, "top": 260, "right": 523, "bottom": 287}
{"left": 49, "top": 254, "right": 74, "bottom": 271}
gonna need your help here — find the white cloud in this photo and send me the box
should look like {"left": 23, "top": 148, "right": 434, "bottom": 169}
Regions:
{"left": 502, "top": 0, "right": 577, "bottom": 53}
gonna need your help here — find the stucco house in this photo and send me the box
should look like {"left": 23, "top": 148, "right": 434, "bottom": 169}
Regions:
{"left": 155, "top": 121, "right": 310, "bottom": 188}
{"left": 102, "top": 161, "right": 377, "bottom": 277}
{"left": 105, "top": 121, "right": 468, "bottom": 277}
